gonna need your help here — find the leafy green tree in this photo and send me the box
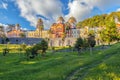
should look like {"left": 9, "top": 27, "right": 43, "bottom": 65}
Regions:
{"left": 88, "top": 30, "right": 95, "bottom": 35}
{"left": 61, "top": 33, "right": 66, "bottom": 46}
{"left": 5, "top": 38, "right": 10, "bottom": 51}
{"left": 3, "top": 48, "right": 9, "bottom": 56}
{"left": 39, "top": 39, "right": 48, "bottom": 56}
{"left": 74, "top": 37, "right": 83, "bottom": 55}
{"left": 5, "top": 38, "right": 9, "bottom": 43}
{"left": 65, "top": 22, "right": 70, "bottom": 31}
{"left": 100, "top": 21, "right": 118, "bottom": 45}
{"left": 82, "top": 39, "right": 89, "bottom": 50}
{"left": 25, "top": 39, "right": 48, "bottom": 59}
{"left": 25, "top": 43, "right": 41, "bottom": 59}
{"left": 116, "top": 34, "right": 120, "bottom": 42}
{"left": 87, "top": 34, "right": 96, "bottom": 55}
{"left": 25, "top": 47, "right": 33, "bottom": 60}
{"left": 76, "top": 22, "right": 82, "bottom": 29}
{"left": 20, "top": 43, "right": 27, "bottom": 52}
{"left": 1, "top": 39, "right": 4, "bottom": 44}
{"left": 2, "top": 37, "right": 10, "bottom": 56}
{"left": 98, "top": 14, "right": 107, "bottom": 27}
{"left": 19, "top": 33, "right": 26, "bottom": 38}
{"left": 51, "top": 46, "right": 55, "bottom": 53}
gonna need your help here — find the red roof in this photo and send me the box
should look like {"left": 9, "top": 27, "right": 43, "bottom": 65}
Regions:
{"left": 116, "top": 23, "right": 120, "bottom": 27}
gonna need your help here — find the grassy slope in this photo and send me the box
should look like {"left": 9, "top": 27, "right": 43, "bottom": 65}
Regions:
{"left": 83, "top": 53, "right": 120, "bottom": 80}
{"left": 0, "top": 43, "right": 120, "bottom": 80}
{"left": 83, "top": 49, "right": 120, "bottom": 80}
{"left": 67, "top": 43, "right": 120, "bottom": 80}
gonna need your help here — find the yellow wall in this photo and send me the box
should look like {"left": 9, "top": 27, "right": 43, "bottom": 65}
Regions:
{"left": 27, "top": 29, "right": 49, "bottom": 38}
{"left": 7, "top": 30, "right": 23, "bottom": 38}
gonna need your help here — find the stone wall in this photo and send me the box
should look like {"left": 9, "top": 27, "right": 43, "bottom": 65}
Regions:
{"left": 0, "top": 38, "right": 42, "bottom": 45}
{"left": 49, "top": 38, "right": 77, "bottom": 47}
{"left": 0, "top": 37, "right": 77, "bottom": 47}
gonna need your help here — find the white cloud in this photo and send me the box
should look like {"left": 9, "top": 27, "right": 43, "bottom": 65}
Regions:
{"left": 66, "top": 0, "right": 120, "bottom": 22}
{"left": 0, "top": 2, "right": 8, "bottom": 9}
{"left": 88, "top": 0, "right": 120, "bottom": 11}
{"left": 15, "top": 0, "right": 120, "bottom": 29}
{"left": 117, "top": 8, "right": 120, "bottom": 12}
{"left": 65, "top": 0, "right": 93, "bottom": 22}
{"left": 15, "top": 0, "right": 63, "bottom": 29}
{"left": 0, "top": 23, "right": 8, "bottom": 27}
{"left": 21, "top": 27, "right": 28, "bottom": 31}
{"left": 0, "top": 23, "right": 8, "bottom": 33}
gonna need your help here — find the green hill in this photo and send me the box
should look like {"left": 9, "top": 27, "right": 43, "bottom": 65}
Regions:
{"left": 0, "top": 43, "right": 120, "bottom": 80}
{"left": 77, "top": 11, "right": 120, "bottom": 28}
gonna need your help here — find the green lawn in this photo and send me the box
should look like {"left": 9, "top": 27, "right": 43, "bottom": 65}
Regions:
{"left": 83, "top": 49, "right": 120, "bottom": 80}
{"left": 0, "top": 43, "right": 120, "bottom": 80}
{"left": 67, "top": 43, "right": 120, "bottom": 80}
{"left": 0, "top": 44, "right": 22, "bottom": 53}
{"left": 83, "top": 53, "right": 120, "bottom": 80}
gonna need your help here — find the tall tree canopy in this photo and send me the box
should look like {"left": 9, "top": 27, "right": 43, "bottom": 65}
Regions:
{"left": 100, "top": 21, "right": 118, "bottom": 44}
{"left": 77, "top": 12, "right": 120, "bottom": 28}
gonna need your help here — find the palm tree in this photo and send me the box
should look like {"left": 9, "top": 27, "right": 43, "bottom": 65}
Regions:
{"left": 36, "top": 18, "right": 44, "bottom": 38}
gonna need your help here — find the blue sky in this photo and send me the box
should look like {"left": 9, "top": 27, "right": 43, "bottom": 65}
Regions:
{"left": 0, "top": 0, "right": 120, "bottom": 30}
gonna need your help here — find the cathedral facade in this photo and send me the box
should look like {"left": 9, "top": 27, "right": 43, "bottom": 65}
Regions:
{"left": 49, "top": 16, "right": 80, "bottom": 39}
{"left": 49, "top": 16, "right": 81, "bottom": 46}
{"left": 7, "top": 24, "right": 24, "bottom": 38}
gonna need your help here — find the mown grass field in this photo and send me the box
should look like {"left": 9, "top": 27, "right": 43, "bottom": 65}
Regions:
{"left": 0, "top": 43, "right": 120, "bottom": 80}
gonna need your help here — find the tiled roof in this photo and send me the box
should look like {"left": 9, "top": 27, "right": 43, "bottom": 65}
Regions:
{"left": 116, "top": 23, "right": 120, "bottom": 27}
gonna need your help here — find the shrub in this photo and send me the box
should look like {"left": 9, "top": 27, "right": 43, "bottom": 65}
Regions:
{"left": 25, "top": 39, "right": 48, "bottom": 59}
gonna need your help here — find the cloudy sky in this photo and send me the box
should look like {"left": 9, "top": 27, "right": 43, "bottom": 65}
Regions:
{"left": 0, "top": 0, "right": 120, "bottom": 30}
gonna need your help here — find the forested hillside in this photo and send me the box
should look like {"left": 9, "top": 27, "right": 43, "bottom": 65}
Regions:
{"left": 77, "top": 11, "right": 120, "bottom": 28}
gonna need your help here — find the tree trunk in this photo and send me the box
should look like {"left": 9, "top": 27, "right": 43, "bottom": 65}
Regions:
{"left": 90, "top": 47, "right": 92, "bottom": 55}
{"left": 78, "top": 49, "right": 81, "bottom": 56}
{"left": 108, "top": 42, "right": 110, "bottom": 45}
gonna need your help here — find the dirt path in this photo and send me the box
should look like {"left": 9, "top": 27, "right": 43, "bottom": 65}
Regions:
{"left": 66, "top": 52, "right": 117, "bottom": 80}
